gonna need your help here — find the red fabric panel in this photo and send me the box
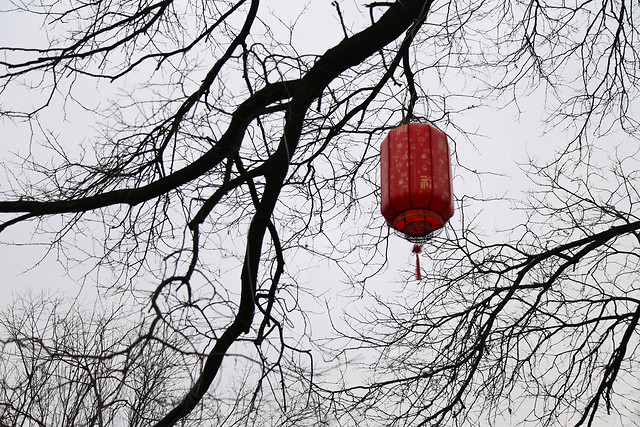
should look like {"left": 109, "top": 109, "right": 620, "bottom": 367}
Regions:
{"left": 408, "top": 123, "right": 434, "bottom": 211}
{"left": 427, "top": 125, "right": 454, "bottom": 223}
{"left": 380, "top": 132, "right": 393, "bottom": 226}
{"left": 381, "top": 125, "right": 411, "bottom": 222}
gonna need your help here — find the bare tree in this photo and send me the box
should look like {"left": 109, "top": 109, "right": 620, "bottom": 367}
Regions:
{"left": 0, "top": 294, "right": 222, "bottom": 426}
{"left": 321, "top": 148, "right": 640, "bottom": 426}
{"left": 1, "top": 0, "right": 639, "bottom": 426}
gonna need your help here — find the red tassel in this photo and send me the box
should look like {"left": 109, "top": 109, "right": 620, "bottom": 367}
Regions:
{"left": 412, "top": 244, "right": 422, "bottom": 280}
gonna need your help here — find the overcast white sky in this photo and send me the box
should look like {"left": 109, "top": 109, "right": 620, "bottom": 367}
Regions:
{"left": 0, "top": 0, "right": 541, "bottom": 299}
{"left": 2, "top": 2, "right": 636, "bottom": 425}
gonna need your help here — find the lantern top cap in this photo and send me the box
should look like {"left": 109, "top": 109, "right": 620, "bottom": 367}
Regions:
{"left": 396, "top": 116, "right": 439, "bottom": 127}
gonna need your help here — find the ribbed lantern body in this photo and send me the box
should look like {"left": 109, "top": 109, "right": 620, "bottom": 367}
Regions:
{"left": 380, "top": 123, "right": 454, "bottom": 240}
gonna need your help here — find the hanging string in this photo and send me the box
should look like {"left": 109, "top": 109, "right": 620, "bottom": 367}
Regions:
{"left": 412, "top": 244, "right": 422, "bottom": 280}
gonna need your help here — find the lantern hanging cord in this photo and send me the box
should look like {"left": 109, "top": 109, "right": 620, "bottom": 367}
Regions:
{"left": 399, "top": 0, "right": 431, "bottom": 124}
{"left": 402, "top": 45, "right": 418, "bottom": 123}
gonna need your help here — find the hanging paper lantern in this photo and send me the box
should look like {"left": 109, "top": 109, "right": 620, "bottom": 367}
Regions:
{"left": 380, "top": 122, "right": 454, "bottom": 243}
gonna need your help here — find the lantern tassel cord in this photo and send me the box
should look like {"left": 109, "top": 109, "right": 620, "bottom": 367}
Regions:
{"left": 412, "top": 244, "right": 422, "bottom": 280}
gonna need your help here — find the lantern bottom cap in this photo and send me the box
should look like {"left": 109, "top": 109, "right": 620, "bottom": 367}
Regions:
{"left": 391, "top": 209, "right": 445, "bottom": 243}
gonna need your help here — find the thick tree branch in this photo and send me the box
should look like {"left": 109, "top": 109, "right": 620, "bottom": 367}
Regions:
{"left": 153, "top": 3, "right": 436, "bottom": 424}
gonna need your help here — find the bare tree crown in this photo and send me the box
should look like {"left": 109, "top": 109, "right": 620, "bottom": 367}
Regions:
{"left": 1, "top": 0, "right": 640, "bottom": 425}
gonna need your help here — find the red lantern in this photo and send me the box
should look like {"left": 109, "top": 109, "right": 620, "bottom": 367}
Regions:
{"left": 380, "top": 122, "right": 454, "bottom": 242}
